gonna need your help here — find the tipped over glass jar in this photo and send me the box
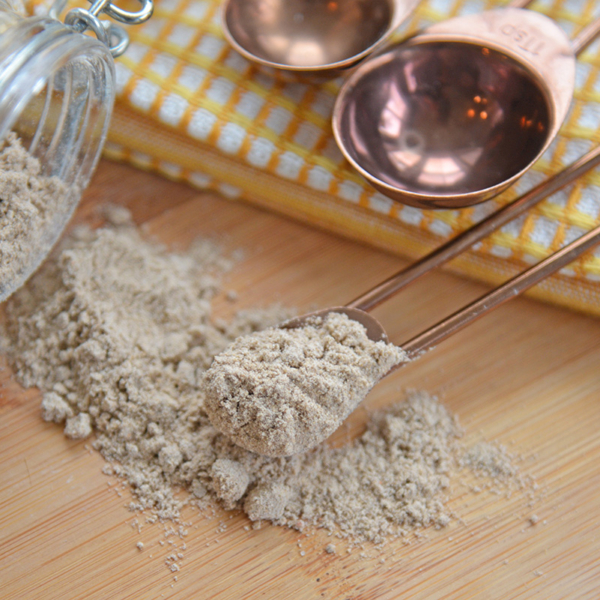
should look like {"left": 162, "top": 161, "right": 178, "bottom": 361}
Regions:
{"left": 0, "top": 0, "right": 152, "bottom": 301}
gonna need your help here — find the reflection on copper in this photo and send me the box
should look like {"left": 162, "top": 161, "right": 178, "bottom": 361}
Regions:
{"left": 387, "top": 129, "right": 426, "bottom": 170}
{"left": 378, "top": 81, "right": 408, "bottom": 138}
{"left": 418, "top": 156, "right": 465, "bottom": 187}
{"left": 519, "top": 115, "right": 540, "bottom": 129}
{"left": 389, "top": 148, "right": 422, "bottom": 169}
{"left": 458, "top": 147, "right": 484, "bottom": 166}
{"left": 347, "top": 102, "right": 369, "bottom": 156}
{"left": 285, "top": 40, "right": 327, "bottom": 65}
{"left": 379, "top": 106, "right": 401, "bottom": 138}
{"left": 480, "top": 111, "right": 488, "bottom": 119}
{"left": 489, "top": 105, "right": 504, "bottom": 128}
{"left": 403, "top": 62, "right": 418, "bottom": 93}
{"left": 467, "top": 108, "right": 475, "bottom": 118}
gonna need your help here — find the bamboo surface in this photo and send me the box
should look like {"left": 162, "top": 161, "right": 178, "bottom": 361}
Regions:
{"left": 1, "top": 161, "right": 600, "bottom": 600}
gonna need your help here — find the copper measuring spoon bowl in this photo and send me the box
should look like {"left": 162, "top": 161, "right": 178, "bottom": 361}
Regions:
{"left": 221, "top": 0, "right": 420, "bottom": 75}
{"left": 332, "top": 7, "right": 600, "bottom": 209}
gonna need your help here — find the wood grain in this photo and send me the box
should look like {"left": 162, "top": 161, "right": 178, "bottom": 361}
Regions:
{"left": 1, "top": 161, "right": 599, "bottom": 600}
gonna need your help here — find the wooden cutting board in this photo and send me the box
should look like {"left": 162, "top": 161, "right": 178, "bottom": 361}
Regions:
{"left": 1, "top": 161, "right": 599, "bottom": 600}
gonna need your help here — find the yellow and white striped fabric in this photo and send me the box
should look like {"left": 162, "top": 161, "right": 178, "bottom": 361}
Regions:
{"left": 32, "top": 0, "right": 600, "bottom": 315}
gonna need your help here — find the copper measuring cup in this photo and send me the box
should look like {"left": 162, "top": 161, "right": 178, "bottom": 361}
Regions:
{"left": 332, "top": 5, "right": 600, "bottom": 209}
{"left": 221, "top": 0, "right": 420, "bottom": 76}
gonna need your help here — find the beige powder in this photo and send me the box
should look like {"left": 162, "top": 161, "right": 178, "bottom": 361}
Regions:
{"left": 0, "top": 133, "right": 69, "bottom": 301}
{"left": 205, "top": 312, "right": 407, "bottom": 456}
{"left": 2, "top": 215, "right": 289, "bottom": 519}
{"left": 461, "top": 442, "right": 518, "bottom": 481}
{"left": 1, "top": 213, "right": 530, "bottom": 544}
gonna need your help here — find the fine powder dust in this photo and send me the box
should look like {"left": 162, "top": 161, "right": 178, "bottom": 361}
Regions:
{"left": 1, "top": 213, "right": 531, "bottom": 545}
{"left": 0, "top": 133, "right": 69, "bottom": 300}
{"left": 205, "top": 312, "right": 407, "bottom": 456}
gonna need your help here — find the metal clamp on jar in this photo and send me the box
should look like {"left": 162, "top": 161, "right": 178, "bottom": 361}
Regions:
{"left": 0, "top": 0, "right": 153, "bottom": 301}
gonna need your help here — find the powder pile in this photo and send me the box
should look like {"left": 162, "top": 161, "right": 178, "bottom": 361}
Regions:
{"left": 244, "top": 390, "right": 462, "bottom": 541}
{"left": 1, "top": 214, "right": 526, "bottom": 544}
{"left": 2, "top": 215, "right": 287, "bottom": 519}
{"left": 205, "top": 312, "right": 406, "bottom": 456}
{"left": 0, "top": 133, "right": 69, "bottom": 300}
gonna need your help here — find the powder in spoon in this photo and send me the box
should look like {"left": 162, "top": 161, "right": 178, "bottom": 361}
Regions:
{"left": 205, "top": 313, "right": 407, "bottom": 456}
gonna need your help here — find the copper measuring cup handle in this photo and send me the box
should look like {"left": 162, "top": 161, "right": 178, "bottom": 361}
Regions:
{"left": 348, "top": 146, "right": 600, "bottom": 312}
{"left": 508, "top": 0, "right": 600, "bottom": 53}
{"left": 343, "top": 144, "right": 600, "bottom": 361}
{"left": 401, "top": 222, "right": 600, "bottom": 358}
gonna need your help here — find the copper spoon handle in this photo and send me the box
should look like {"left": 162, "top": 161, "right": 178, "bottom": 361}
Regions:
{"left": 401, "top": 222, "right": 600, "bottom": 358}
{"left": 348, "top": 145, "right": 600, "bottom": 312}
{"left": 571, "top": 16, "right": 600, "bottom": 55}
{"left": 507, "top": 0, "right": 535, "bottom": 8}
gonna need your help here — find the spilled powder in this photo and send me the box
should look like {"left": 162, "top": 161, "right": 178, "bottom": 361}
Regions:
{"left": 1, "top": 213, "right": 531, "bottom": 545}
{"left": 205, "top": 312, "right": 406, "bottom": 456}
{"left": 461, "top": 442, "right": 519, "bottom": 481}
{"left": 0, "top": 133, "right": 70, "bottom": 300}
{"left": 459, "top": 441, "right": 534, "bottom": 496}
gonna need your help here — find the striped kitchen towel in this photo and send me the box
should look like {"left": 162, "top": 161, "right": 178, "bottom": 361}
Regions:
{"left": 31, "top": 0, "right": 600, "bottom": 315}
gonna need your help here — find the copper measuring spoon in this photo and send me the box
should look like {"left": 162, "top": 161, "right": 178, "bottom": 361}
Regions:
{"left": 208, "top": 147, "right": 600, "bottom": 456}
{"left": 283, "top": 144, "right": 600, "bottom": 358}
{"left": 221, "top": 0, "right": 420, "bottom": 75}
{"left": 332, "top": 5, "right": 600, "bottom": 209}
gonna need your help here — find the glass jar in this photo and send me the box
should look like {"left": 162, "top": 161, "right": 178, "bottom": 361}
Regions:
{"left": 0, "top": 0, "right": 151, "bottom": 301}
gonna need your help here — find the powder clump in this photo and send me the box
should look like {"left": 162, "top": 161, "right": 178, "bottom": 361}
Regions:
{"left": 279, "top": 391, "right": 461, "bottom": 542}
{"left": 244, "top": 482, "right": 291, "bottom": 521}
{"left": 64, "top": 413, "right": 93, "bottom": 440}
{"left": 211, "top": 459, "right": 250, "bottom": 507}
{"left": 205, "top": 312, "right": 407, "bottom": 456}
{"left": 41, "top": 392, "right": 73, "bottom": 423}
